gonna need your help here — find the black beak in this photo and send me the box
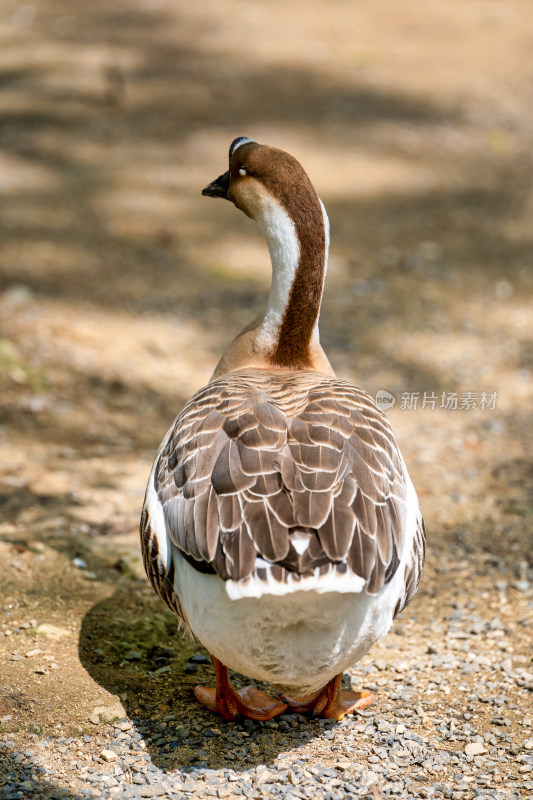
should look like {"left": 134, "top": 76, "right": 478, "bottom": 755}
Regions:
{"left": 202, "top": 170, "right": 231, "bottom": 200}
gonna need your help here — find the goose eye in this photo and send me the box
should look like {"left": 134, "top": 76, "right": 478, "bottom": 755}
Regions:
{"left": 238, "top": 167, "right": 247, "bottom": 176}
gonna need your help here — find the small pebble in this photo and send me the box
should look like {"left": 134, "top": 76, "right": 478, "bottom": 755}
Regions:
{"left": 465, "top": 742, "right": 486, "bottom": 756}
{"left": 125, "top": 651, "right": 143, "bottom": 662}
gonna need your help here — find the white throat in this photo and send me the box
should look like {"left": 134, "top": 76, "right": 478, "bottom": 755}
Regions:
{"left": 253, "top": 197, "right": 330, "bottom": 358}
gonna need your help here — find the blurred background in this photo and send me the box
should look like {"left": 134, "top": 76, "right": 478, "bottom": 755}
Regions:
{"left": 0, "top": 0, "right": 532, "bottom": 783}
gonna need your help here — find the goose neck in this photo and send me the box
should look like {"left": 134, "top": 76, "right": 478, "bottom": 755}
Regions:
{"left": 255, "top": 195, "right": 329, "bottom": 369}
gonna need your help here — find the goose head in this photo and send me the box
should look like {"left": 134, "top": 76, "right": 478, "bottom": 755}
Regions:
{"left": 202, "top": 137, "right": 322, "bottom": 224}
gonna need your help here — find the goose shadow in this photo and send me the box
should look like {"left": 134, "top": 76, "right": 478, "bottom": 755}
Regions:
{"left": 78, "top": 579, "right": 359, "bottom": 772}
{"left": 0, "top": 751, "right": 87, "bottom": 800}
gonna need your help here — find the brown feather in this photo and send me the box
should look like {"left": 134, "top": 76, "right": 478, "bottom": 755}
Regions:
{"left": 222, "top": 528, "right": 257, "bottom": 580}
{"left": 217, "top": 493, "right": 242, "bottom": 532}
{"left": 250, "top": 472, "right": 283, "bottom": 497}
{"left": 240, "top": 423, "right": 284, "bottom": 451}
{"left": 367, "top": 550, "right": 386, "bottom": 595}
{"left": 265, "top": 490, "right": 295, "bottom": 527}
{"left": 308, "top": 424, "right": 345, "bottom": 450}
{"left": 318, "top": 501, "right": 356, "bottom": 561}
{"left": 348, "top": 526, "right": 377, "bottom": 580}
{"left": 375, "top": 503, "right": 392, "bottom": 564}
{"left": 293, "top": 489, "right": 332, "bottom": 528}
{"left": 351, "top": 488, "right": 378, "bottom": 539}
{"left": 243, "top": 498, "right": 290, "bottom": 562}
{"left": 211, "top": 440, "right": 255, "bottom": 495}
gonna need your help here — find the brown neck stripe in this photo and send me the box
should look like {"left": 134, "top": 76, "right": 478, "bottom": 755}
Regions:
{"left": 271, "top": 187, "right": 325, "bottom": 368}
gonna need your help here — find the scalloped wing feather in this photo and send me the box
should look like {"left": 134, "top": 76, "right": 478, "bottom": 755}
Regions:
{"left": 144, "top": 369, "right": 423, "bottom": 601}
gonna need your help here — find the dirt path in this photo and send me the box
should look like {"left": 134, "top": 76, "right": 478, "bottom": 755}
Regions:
{"left": 0, "top": 1, "right": 532, "bottom": 798}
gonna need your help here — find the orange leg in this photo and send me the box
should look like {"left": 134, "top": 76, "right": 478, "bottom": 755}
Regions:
{"left": 193, "top": 654, "right": 288, "bottom": 722}
{"left": 281, "top": 673, "right": 375, "bottom": 721}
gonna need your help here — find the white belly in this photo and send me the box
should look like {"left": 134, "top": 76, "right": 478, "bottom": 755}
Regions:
{"left": 174, "top": 551, "right": 401, "bottom": 694}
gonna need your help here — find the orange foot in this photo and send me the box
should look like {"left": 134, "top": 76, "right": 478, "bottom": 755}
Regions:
{"left": 281, "top": 673, "right": 375, "bottom": 721}
{"left": 193, "top": 654, "right": 288, "bottom": 722}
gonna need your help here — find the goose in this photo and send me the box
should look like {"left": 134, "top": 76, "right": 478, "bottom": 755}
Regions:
{"left": 140, "top": 137, "right": 425, "bottom": 722}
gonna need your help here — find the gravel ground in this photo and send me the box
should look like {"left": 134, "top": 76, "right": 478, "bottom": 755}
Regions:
{"left": 1, "top": 1, "right": 533, "bottom": 799}
{"left": 1, "top": 552, "right": 532, "bottom": 799}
